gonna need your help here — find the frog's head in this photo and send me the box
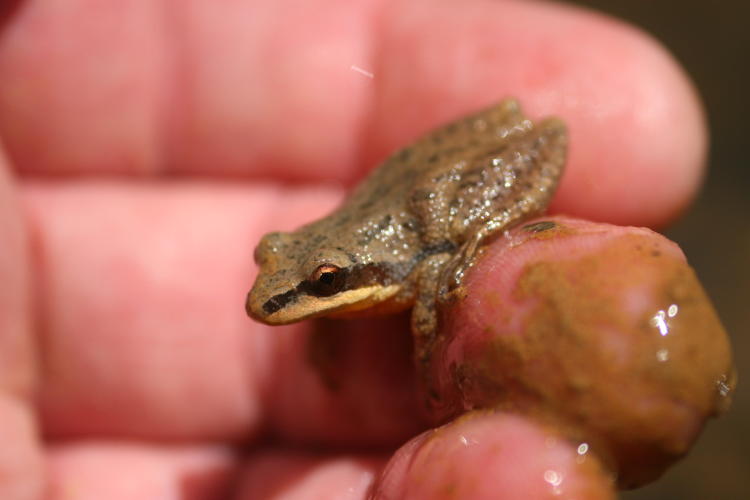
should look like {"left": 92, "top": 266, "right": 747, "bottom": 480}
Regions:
{"left": 246, "top": 230, "right": 402, "bottom": 325}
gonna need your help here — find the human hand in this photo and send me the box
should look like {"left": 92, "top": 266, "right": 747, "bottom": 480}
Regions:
{"left": 0, "top": 1, "right": 711, "bottom": 499}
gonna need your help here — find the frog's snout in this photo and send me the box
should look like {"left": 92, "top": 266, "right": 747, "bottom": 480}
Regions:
{"left": 246, "top": 274, "right": 298, "bottom": 325}
{"left": 245, "top": 282, "right": 274, "bottom": 322}
{"left": 245, "top": 290, "right": 257, "bottom": 319}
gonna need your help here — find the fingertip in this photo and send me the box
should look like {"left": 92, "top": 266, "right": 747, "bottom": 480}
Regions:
{"left": 372, "top": 412, "right": 614, "bottom": 500}
{"left": 545, "top": 6, "right": 707, "bottom": 227}
{"left": 428, "top": 216, "right": 733, "bottom": 487}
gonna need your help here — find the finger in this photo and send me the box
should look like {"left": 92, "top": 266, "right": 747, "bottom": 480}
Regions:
{"left": 0, "top": 0, "right": 375, "bottom": 178}
{"left": 24, "top": 180, "right": 281, "bottom": 440}
{"left": 372, "top": 412, "right": 615, "bottom": 500}
{"left": 0, "top": 1, "right": 703, "bottom": 225}
{"left": 236, "top": 450, "right": 383, "bottom": 500}
{"left": 0, "top": 151, "right": 35, "bottom": 398}
{"left": 0, "top": 398, "right": 41, "bottom": 500}
{"left": 424, "top": 216, "right": 734, "bottom": 487}
{"left": 46, "top": 442, "right": 238, "bottom": 500}
{"left": 366, "top": 0, "right": 705, "bottom": 227}
{"left": 24, "top": 181, "right": 424, "bottom": 444}
{"left": 0, "top": 153, "right": 42, "bottom": 500}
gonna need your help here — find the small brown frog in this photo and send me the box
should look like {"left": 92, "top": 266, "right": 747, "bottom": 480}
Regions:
{"left": 246, "top": 99, "right": 567, "bottom": 362}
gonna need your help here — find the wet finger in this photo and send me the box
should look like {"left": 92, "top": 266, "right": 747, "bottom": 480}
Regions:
{"left": 372, "top": 412, "right": 614, "bottom": 500}
{"left": 0, "top": 0, "right": 704, "bottom": 228}
{"left": 424, "top": 216, "right": 734, "bottom": 487}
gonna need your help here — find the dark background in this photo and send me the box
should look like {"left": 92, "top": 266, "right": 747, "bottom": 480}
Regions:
{"left": 568, "top": 1, "right": 749, "bottom": 498}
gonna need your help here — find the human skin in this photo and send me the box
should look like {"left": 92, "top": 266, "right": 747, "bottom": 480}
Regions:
{"left": 0, "top": 1, "right": 706, "bottom": 499}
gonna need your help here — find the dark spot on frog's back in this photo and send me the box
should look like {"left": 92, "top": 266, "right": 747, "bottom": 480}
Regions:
{"left": 398, "top": 147, "right": 412, "bottom": 163}
{"left": 356, "top": 198, "right": 375, "bottom": 212}
{"left": 411, "top": 189, "right": 434, "bottom": 202}
{"left": 358, "top": 182, "right": 391, "bottom": 212}
{"left": 333, "top": 246, "right": 358, "bottom": 263}
{"left": 401, "top": 218, "right": 418, "bottom": 232}
{"left": 486, "top": 145, "right": 508, "bottom": 158}
{"left": 357, "top": 214, "right": 394, "bottom": 246}
{"left": 334, "top": 213, "right": 351, "bottom": 227}
{"left": 312, "top": 233, "right": 330, "bottom": 246}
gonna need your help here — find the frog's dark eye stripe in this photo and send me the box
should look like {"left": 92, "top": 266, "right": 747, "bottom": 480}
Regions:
{"left": 262, "top": 289, "right": 297, "bottom": 315}
{"left": 262, "top": 265, "right": 349, "bottom": 315}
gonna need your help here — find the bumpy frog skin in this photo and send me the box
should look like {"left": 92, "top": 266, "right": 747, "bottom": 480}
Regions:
{"left": 247, "top": 99, "right": 567, "bottom": 360}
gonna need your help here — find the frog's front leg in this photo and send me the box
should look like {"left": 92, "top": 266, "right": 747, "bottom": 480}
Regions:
{"left": 411, "top": 253, "right": 452, "bottom": 397}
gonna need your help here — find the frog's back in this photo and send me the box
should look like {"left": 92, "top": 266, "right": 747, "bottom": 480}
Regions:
{"left": 347, "top": 99, "right": 567, "bottom": 246}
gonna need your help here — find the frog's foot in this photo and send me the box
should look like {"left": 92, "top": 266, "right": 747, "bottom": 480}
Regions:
{"left": 438, "top": 232, "right": 486, "bottom": 299}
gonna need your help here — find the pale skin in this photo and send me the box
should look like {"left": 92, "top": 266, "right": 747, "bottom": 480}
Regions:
{"left": 0, "top": 1, "right": 706, "bottom": 499}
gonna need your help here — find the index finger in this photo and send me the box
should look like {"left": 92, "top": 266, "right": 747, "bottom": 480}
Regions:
{"left": 0, "top": 0, "right": 703, "bottom": 226}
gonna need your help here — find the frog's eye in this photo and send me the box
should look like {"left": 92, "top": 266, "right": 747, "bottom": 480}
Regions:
{"left": 308, "top": 264, "right": 345, "bottom": 296}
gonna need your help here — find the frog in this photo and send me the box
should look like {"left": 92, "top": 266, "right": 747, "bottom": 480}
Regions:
{"left": 246, "top": 99, "right": 567, "bottom": 365}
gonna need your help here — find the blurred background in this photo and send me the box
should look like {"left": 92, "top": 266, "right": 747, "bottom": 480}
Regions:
{"left": 568, "top": 1, "right": 749, "bottom": 498}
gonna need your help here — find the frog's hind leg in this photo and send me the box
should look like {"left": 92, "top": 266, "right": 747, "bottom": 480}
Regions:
{"left": 441, "top": 116, "right": 568, "bottom": 293}
{"left": 439, "top": 232, "right": 485, "bottom": 295}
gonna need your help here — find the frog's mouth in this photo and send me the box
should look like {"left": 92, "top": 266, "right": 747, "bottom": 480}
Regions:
{"left": 246, "top": 283, "right": 402, "bottom": 325}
